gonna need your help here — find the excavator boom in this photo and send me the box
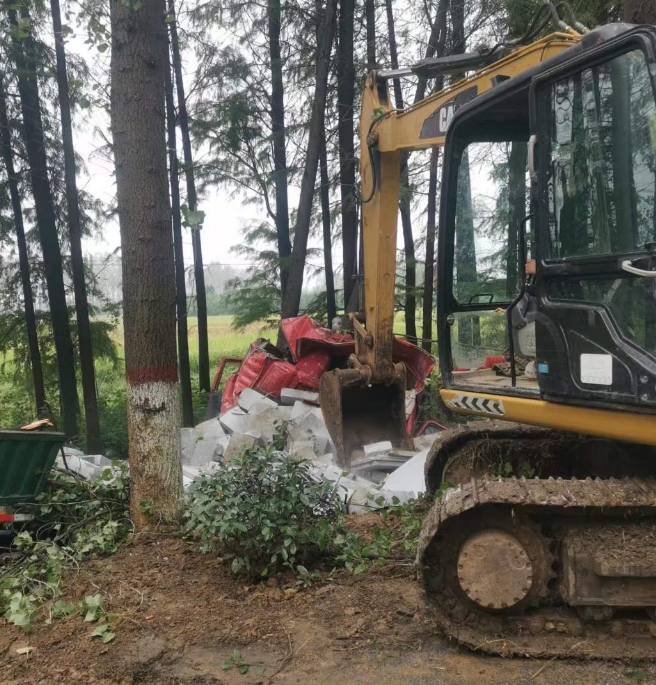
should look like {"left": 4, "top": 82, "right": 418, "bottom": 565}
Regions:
{"left": 321, "top": 28, "right": 582, "bottom": 466}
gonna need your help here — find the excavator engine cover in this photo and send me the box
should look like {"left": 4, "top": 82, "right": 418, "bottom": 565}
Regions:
{"left": 320, "top": 363, "right": 414, "bottom": 467}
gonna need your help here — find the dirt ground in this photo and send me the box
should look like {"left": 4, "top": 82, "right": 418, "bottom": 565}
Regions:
{"left": 1, "top": 526, "right": 655, "bottom": 685}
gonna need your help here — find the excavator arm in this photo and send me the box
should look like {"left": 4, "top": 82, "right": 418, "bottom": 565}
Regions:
{"left": 321, "top": 19, "right": 582, "bottom": 466}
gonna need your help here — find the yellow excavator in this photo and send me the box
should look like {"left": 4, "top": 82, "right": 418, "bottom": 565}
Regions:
{"left": 320, "top": 2, "right": 656, "bottom": 658}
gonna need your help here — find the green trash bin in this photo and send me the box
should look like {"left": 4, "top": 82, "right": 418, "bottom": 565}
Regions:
{"left": 0, "top": 430, "right": 66, "bottom": 510}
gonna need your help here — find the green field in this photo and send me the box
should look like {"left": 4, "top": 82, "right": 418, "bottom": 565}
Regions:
{"left": 109, "top": 315, "right": 277, "bottom": 366}
{"left": 0, "top": 316, "right": 279, "bottom": 459}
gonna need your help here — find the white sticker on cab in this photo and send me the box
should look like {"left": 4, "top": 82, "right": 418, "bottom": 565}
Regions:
{"left": 580, "top": 353, "right": 613, "bottom": 386}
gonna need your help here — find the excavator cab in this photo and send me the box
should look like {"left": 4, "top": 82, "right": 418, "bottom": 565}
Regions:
{"left": 438, "top": 25, "right": 656, "bottom": 443}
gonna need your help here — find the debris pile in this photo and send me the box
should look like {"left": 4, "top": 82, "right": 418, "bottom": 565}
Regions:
{"left": 182, "top": 383, "right": 442, "bottom": 512}
{"left": 59, "top": 316, "right": 442, "bottom": 513}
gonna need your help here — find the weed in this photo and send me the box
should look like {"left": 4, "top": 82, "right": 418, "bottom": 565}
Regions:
{"left": 222, "top": 648, "right": 251, "bottom": 675}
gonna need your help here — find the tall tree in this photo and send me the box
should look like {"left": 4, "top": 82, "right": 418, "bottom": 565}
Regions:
{"left": 320, "top": 134, "right": 337, "bottom": 324}
{"left": 365, "top": 0, "right": 376, "bottom": 70}
{"left": 0, "top": 73, "right": 45, "bottom": 413}
{"left": 168, "top": 0, "right": 210, "bottom": 393}
{"left": 281, "top": 0, "right": 338, "bottom": 318}
{"left": 420, "top": 0, "right": 449, "bottom": 349}
{"left": 624, "top": 0, "right": 656, "bottom": 23}
{"left": 422, "top": 147, "right": 439, "bottom": 352}
{"left": 8, "top": 6, "right": 79, "bottom": 438}
{"left": 385, "top": 0, "right": 416, "bottom": 343}
{"left": 111, "top": 0, "right": 183, "bottom": 527}
{"left": 51, "top": 0, "right": 101, "bottom": 452}
{"left": 337, "top": 0, "right": 357, "bottom": 312}
{"left": 268, "top": 0, "right": 292, "bottom": 310}
{"left": 165, "top": 35, "right": 194, "bottom": 428}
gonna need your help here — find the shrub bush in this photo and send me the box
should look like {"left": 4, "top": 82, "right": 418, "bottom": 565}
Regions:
{"left": 184, "top": 442, "right": 343, "bottom": 579}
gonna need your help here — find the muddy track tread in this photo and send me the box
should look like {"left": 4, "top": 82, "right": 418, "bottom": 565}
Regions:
{"left": 417, "top": 476, "right": 656, "bottom": 660}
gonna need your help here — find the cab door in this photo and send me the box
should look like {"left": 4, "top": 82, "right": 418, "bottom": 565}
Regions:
{"left": 532, "top": 32, "right": 656, "bottom": 410}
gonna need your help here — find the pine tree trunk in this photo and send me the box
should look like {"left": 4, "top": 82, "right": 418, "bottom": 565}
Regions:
{"left": 268, "top": 0, "right": 292, "bottom": 310}
{"left": 281, "top": 0, "right": 337, "bottom": 318}
{"left": 110, "top": 0, "right": 183, "bottom": 528}
{"left": 418, "top": 1, "right": 448, "bottom": 351}
{"left": 168, "top": 0, "right": 210, "bottom": 393}
{"left": 0, "top": 74, "right": 46, "bottom": 414}
{"left": 414, "top": 0, "right": 449, "bottom": 104}
{"left": 51, "top": 0, "right": 101, "bottom": 453}
{"left": 337, "top": 0, "right": 357, "bottom": 312}
{"left": 422, "top": 147, "right": 439, "bottom": 352}
{"left": 165, "top": 36, "right": 194, "bottom": 428}
{"left": 8, "top": 7, "right": 79, "bottom": 438}
{"left": 624, "top": 0, "right": 656, "bottom": 22}
{"left": 320, "top": 135, "right": 337, "bottom": 324}
{"left": 384, "top": 0, "right": 416, "bottom": 343}
{"left": 365, "top": 0, "right": 376, "bottom": 70}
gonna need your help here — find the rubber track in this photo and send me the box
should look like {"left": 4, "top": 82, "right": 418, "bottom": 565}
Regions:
{"left": 417, "top": 476, "right": 656, "bottom": 660}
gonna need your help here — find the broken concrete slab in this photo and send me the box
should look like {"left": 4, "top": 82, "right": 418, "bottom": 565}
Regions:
{"left": 248, "top": 399, "right": 281, "bottom": 415}
{"left": 280, "top": 388, "right": 319, "bottom": 406}
{"left": 82, "top": 454, "right": 112, "bottom": 468}
{"left": 290, "top": 400, "right": 315, "bottom": 421}
{"left": 55, "top": 455, "right": 104, "bottom": 480}
{"left": 219, "top": 406, "right": 249, "bottom": 434}
{"left": 223, "top": 433, "right": 259, "bottom": 461}
{"left": 189, "top": 418, "right": 228, "bottom": 465}
{"left": 382, "top": 447, "right": 430, "bottom": 495}
{"left": 273, "top": 404, "right": 293, "bottom": 421}
{"left": 239, "top": 388, "right": 278, "bottom": 413}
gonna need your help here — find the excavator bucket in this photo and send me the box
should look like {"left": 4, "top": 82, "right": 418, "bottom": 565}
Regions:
{"left": 320, "top": 365, "right": 414, "bottom": 467}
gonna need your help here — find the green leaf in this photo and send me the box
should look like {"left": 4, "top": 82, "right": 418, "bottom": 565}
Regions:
{"left": 239, "top": 663, "right": 250, "bottom": 674}
{"left": 97, "top": 43, "right": 109, "bottom": 52}
{"left": 164, "top": 13, "right": 175, "bottom": 22}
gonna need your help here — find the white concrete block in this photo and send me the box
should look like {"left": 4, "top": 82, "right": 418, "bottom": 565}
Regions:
{"left": 239, "top": 388, "right": 277, "bottom": 413}
{"left": 363, "top": 441, "right": 393, "bottom": 458}
{"left": 223, "top": 433, "right": 258, "bottom": 460}
{"left": 190, "top": 418, "right": 228, "bottom": 466}
{"left": 280, "top": 388, "right": 319, "bottom": 406}
{"left": 382, "top": 448, "right": 430, "bottom": 495}
{"left": 274, "top": 405, "right": 293, "bottom": 421}
{"left": 219, "top": 406, "right": 248, "bottom": 434}
{"left": 290, "top": 400, "right": 313, "bottom": 420}
{"left": 82, "top": 454, "right": 112, "bottom": 467}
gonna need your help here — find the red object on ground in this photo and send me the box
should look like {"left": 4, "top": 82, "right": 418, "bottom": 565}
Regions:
{"left": 218, "top": 316, "right": 436, "bottom": 415}
{"left": 478, "top": 355, "right": 506, "bottom": 370}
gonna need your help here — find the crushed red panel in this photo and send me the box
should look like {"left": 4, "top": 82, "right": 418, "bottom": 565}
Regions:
{"left": 218, "top": 316, "right": 436, "bottom": 416}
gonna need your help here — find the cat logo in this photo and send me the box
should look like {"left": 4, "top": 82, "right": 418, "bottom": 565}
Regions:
{"left": 438, "top": 104, "right": 456, "bottom": 134}
{"left": 420, "top": 86, "right": 479, "bottom": 139}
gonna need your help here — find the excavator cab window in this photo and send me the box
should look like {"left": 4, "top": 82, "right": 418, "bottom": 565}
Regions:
{"left": 438, "top": 79, "right": 537, "bottom": 394}
{"left": 450, "top": 139, "right": 533, "bottom": 387}
{"left": 533, "top": 39, "right": 656, "bottom": 409}
{"left": 440, "top": 28, "right": 656, "bottom": 412}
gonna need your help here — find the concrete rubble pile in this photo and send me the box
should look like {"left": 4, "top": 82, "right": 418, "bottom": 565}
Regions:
{"left": 181, "top": 386, "right": 443, "bottom": 513}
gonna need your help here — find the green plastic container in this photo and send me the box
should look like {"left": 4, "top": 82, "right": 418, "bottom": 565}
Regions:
{"left": 0, "top": 431, "right": 66, "bottom": 506}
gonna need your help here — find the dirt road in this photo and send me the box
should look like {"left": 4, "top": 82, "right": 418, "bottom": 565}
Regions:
{"left": 1, "top": 533, "right": 653, "bottom": 685}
